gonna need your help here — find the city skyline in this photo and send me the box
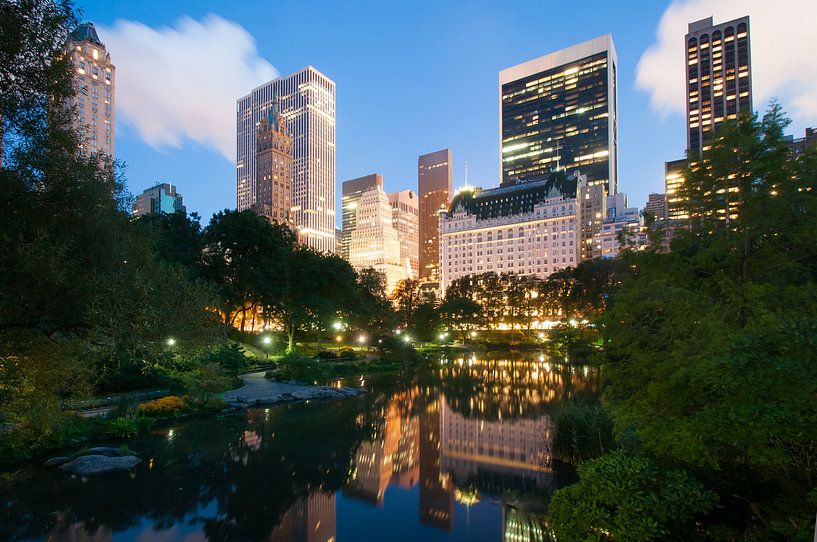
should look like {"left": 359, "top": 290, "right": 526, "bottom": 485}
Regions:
{"left": 74, "top": 0, "right": 817, "bottom": 225}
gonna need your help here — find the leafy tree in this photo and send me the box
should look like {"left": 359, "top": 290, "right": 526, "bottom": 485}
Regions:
{"left": 352, "top": 267, "right": 395, "bottom": 334}
{"left": 438, "top": 296, "right": 483, "bottom": 344}
{"left": 549, "top": 451, "right": 716, "bottom": 542}
{"left": 600, "top": 104, "right": 817, "bottom": 539}
{"left": 134, "top": 210, "right": 204, "bottom": 274}
{"left": 390, "top": 278, "right": 421, "bottom": 329}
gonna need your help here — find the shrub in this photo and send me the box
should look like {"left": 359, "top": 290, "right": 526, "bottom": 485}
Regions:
{"left": 549, "top": 451, "right": 717, "bottom": 542}
{"left": 102, "top": 416, "right": 154, "bottom": 439}
{"left": 552, "top": 401, "right": 616, "bottom": 465}
{"left": 137, "top": 395, "right": 187, "bottom": 417}
{"left": 338, "top": 347, "right": 357, "bottom": 360}
{"left": 199, "top": 344, "right": 248, "bottom": 375}
{"left": 315, "top": 350, "right": 338, "bottom": 360}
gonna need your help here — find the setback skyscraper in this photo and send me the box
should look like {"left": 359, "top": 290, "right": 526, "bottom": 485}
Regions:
{"left": 237, "top": 67, "right": 336, "bottom": 253}
{"left": 65, "top": 22, "right": 115, "bottom": 158}
{"left": 252, "top": 104, "right": 292, "bottom": 226}
{"left": 341, "top": 174, "right": 383, "bottom": 261}
{"left": 418, "top": 149, "right": 452, "bottom": 282}
{"left": 499, "top": 35, "right": 618, "bottom": 195}
{"left": 686, "top": 16, "right": 752, "bottom": 154}
{"left": 388, "top": 190, "right": 420, "bottom": 280}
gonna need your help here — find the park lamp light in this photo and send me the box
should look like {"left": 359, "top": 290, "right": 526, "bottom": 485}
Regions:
{"left": 469, "top": 331, "right": 478, "bottom": 338}
{"left": 332, "top": 321, "right": 343, "bottom": 331}
{"left": 438, "top": 332, "right": 448, "bottom": 342}
{"left": 166, "top": 338, "right": 176, "bottom": 347}
{"left": 262, "top": 336, "right": 272, "bottom": 346}
{"left": 336, "top": 335, "right": 343, "bottom": 343}
{"left": 357, "top": 334, "right": 367, "bottom": 345}
{"left": 403, "top": 334, "right": 411, "bottom": 343}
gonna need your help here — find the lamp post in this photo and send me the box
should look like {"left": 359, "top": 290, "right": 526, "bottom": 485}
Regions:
{"left": 166, "top": 337, "right": 176, "bottom": 354}
{"left": 262, "top": 335, "right": 272, "bottom": 359}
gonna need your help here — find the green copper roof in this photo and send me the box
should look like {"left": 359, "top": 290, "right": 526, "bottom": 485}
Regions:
{"left": 71, "top": 23, "right": 103, "bottom": 46}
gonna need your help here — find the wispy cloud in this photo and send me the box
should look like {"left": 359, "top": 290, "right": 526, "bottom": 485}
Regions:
{"left": 101, "top": 15, "right": 277, "bottom": 161}
{"left": 636, "top": 0, "right": 817, "bottom": 122}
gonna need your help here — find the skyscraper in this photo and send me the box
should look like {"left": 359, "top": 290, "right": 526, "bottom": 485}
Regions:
{"left": 665, "top": 159, "right": 688, "bottom": 221}
{"left": 237, "top": 67, "right": 336, "bottom": 253}
{"left": 686, "top": 16, "right": 752, "bottom": 155}
{"left": 418, "top": 149, "right": 452, "bottom": 282}
{"left": 341, "top": 174, "right": 383, "bottom": 261}
{"left": 252, "top": 104, "right": 292, "bottom": 225}
{"left": 65, "top": 23, "right": 115, "bottom": 158}
{"left": 133, "top": 183, "right": 185, "bottom": 217}
{"left": 348, "top": 187, "right": 407, "bottom": 295}
{"left": 387, "top": 190, "right": 420, "bottom": 280}
{"left": 644, "top": 193, "right": 668, "bottom": 222}
{"left": 499, "top": 35, "right": 617, "bottom": 195}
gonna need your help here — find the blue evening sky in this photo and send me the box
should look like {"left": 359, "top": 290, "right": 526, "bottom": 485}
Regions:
{"left": 79, "top": 0, "right": 682, "bottom": 223}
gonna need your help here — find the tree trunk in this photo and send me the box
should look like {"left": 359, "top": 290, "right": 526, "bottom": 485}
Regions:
{"left": 287, "top": 325, "right": 295, "bottom": 353}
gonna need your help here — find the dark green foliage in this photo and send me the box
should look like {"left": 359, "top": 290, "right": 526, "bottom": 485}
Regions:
{"left": 197, "top": 344, "right": 248, "bottom": 376}
{"left": 552, "top": 401, "right": 616, "bottom": 465}
{"left": 549, "top": 451, "right": 717, "bottom": 542}
{"left": 597, "top": 104, "right": 817, "bottom": 539}
{"left": 102, "top": 416, "right": 154, "bottom": 440}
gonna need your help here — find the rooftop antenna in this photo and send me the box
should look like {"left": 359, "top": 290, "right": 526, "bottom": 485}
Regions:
{"left": 464, "top": 161, "right": 469, "bottom": 186}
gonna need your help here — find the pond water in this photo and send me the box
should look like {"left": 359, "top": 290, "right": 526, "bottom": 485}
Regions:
{"left": 0, "top": 352, "right": 600, "bottom": 542}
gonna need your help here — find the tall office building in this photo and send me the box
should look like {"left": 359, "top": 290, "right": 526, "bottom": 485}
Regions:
{"left": 341, "top": 174, "right": 382, "bottom": 260}
{"left": 348, "top": 187, "right": 407, "bottom": 295}
{"left": 252, "top": 104, "right": 292, "bottom": 225}
{"left": 418, "top": 149, "right": 452, "bottom": 282}
{"left": 133, "top": 183, "right": 185, "bottom": 217}
{"left": 665, "top": 159, "right": 688, "bottom": 221}
{"left": 499, "top": 35, "right": 617, "bottom": 195}
{"left": 686, "top": 16, "right": 752, "bottom": 154}
{"left": 65, "top": 23, "right": 115, "bottom": 158}
{"left": 237, "top": 67, "right": 336, "bottom": 252}
{"left": 388, "top": 190, "right": 420, "bottom": 279}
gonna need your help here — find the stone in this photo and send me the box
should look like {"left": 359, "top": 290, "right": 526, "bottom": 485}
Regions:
{"left": 44, "top": 456, "right": 71, "bottom": 467}
{"left": 87, "top": 446, "right": 123, "bottom": 457}
{"left": 60, "top": 454, "right": 141, "bottom": 475}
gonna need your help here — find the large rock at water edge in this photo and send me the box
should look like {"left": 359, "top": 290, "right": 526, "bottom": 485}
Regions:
{"left": 60, "top": 454, "right": 141, "bottom": 475}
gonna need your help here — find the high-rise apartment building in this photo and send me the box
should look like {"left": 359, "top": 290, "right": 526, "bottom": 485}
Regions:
{"left": 237, "top": 67, "right": 336, "bottom": 253}
{"left": 499, "top": 35, "right": 618, "bottom": 195}
{"left": 133, "top": 183, "right": 185, "bottom": 217}
{"left": 644, "top": 193, "right": 668, "bottom": 222}
{"left": 592, "top": 194, "right": 647, "bottom": 259}
{"left": 686, "top": 16, "right": 752, "bottom": 154}
{"left": 418, "top": 149, "right": 452, "bottom": 282}
{"left": 252, "top": 104, "right": 292, "bottom": 225}
{"left": 388, "top": 190, "right": 420, "bottom": 280}
{"left": 348, "top": 187, "right": 408, "bottom": 295}
{"left": 65, "top": 23, "right": 115, "bottom": 158}
{"left": 341, "top": 174, "right": 383, "bottom": 260}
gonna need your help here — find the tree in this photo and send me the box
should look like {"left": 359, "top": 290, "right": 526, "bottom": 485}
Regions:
{"left": 200, "top": 210, "right": 294, "bottom": 338}
{"left": 438, "top": 297, "right": 483, "bottom": 344}
{"left": 600, "top": 105, "right": 817, "bottom": 539}
{"left": 549, "top": 451, "right": 716, "bottom": 542}
{"left": 352, "top": 267, "right": 395, "bottom": 334}
{"left": 134, "top": 210, "right": 203, "bottom": 274}
{"left": 390, "top": 278, "right": 421, "bottom": 329}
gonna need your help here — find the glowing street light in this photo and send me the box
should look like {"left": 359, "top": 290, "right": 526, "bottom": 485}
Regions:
{"left": 403, "top": 335, "right": 411, "bottom": 343}
{"left": 469, "top": 331, "right": 478, "bottom": 338}
{"left": 335, "top": 335, "right": 343, "bottom": 343}
{"left": 166, "top": 338, "right": 176, "bottom": 347}
{"left": 332, "top": 321, "right": 343, "bottom": 331}
{"left": 357, "top": 334, "right": 367, "bottom": 345}
{"left": 261, "top": 335, "right": 272, "bottom": 359}
{"left": 438, "top": 332, "right": 448, "bottom": 342}
{"left": 262, "top": 336, "right": 272, "bottom": 345}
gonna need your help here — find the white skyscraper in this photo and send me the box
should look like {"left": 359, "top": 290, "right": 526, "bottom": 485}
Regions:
{"left": 237, "top": 66, "right": 336, "bottom": 253}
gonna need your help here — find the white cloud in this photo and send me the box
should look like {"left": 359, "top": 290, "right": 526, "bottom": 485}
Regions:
{"left": 636, "top": 0, "right": 817, "bottom": 122}
{"left": 100, "top": 15, "right": 277, "bottom": 161}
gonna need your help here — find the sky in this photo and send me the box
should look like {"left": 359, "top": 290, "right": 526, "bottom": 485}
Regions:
{"left": 76, "top": 0, "right": 817, "bottom": 224}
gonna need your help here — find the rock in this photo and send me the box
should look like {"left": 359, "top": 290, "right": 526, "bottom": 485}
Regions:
{"left": 86, "top": 446, "right": 123, "bottom": 457}
{"left": 44, "top": 456, "right": 71, "bottom": 467}
{"left": 60, "top": 455, "right": 141, "bottom": 475}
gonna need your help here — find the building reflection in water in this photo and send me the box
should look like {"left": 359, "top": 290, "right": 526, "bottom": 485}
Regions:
{"left": 267, "top": 491, "right": 336, "bottom": 542}
{"left": 341, "top": 355, "right": 594, "bottom": 539}
{"left": 46, "top": 515, "right": 113, "bottom": 542}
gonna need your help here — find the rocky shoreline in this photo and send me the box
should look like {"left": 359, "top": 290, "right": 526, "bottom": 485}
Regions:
{"left": 222, "top": 372, "right": 367, "bottom": 410}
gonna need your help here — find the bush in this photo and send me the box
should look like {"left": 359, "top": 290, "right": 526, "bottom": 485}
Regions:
{"left": 137, "top": 395, "right": 187, "bottom": 417}
{"left": 552, "top": 401, "right": 616, "bottom": 465}
{"left": 315, "top": 350, "right": 338, "bottom": 360}
{"left": 199, "top": 344, "right": 248, "bottom": 375}
{"left": 102, "top": 416, "right": 154, "bottom": 439}
{"left": 549, "top": 451, "right": 717, "bottom": 542}
{"left": 338, "top": 347, "right": 357, "bottom": 360}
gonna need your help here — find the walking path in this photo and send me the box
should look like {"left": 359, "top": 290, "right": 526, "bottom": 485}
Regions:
{"left": 223, "top": 371, "right": 365, "bottom": 408}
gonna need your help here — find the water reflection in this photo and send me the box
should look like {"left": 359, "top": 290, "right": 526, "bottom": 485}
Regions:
{"left": 1, "top": 353, "right": 598, "bottom": 542}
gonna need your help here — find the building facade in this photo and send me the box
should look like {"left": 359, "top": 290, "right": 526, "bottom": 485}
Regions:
{"left": 418, "top": 149, "right": 453, "bottom": 282}
{"left": 786, "top": 127, "right": 817, "bottom": 158}
{"left": 252, "top": 105, "right": 292, "bottom": 225}
{"left": 592, "top": 194, "right": 646, "bottom": 259}
{"left": 348, "top": 187, "right": 408, "bottom": 295}
{"left": 439, "top": 174, "right": 588, "bottom": 297}
{"left": 499, "top": 35, "right": 618, "bottom": 195}
{"left": 686, "top": 16, "right": 752, "bottom": 155}
{"left": 388, "top": 189, "right": 420, "bottom": 279}
{"left": 665, "top": 159, "right": 688, "bottom": 221}
{"left": 644, "top": 192, "right": 668, "bottom": 222}
{"left": 237, "top": 67, "right": 336, "bottom": 253}
{"left": 133, "top": 183, "right": 185, "bottom": 217}
{"left": 341, "top": 174, "right": 383, "bottom": 260}
{"left": 65, "top": 23, "right": 115, "bottom": 158}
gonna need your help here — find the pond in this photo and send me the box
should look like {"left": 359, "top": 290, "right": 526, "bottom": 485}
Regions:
{"left": 0, "top": 351, "right": 600, "bottom": 542}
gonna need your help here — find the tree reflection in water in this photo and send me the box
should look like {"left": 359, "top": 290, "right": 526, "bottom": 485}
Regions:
{"left": 0, "top": 352, "right": 598, "bottom": 542}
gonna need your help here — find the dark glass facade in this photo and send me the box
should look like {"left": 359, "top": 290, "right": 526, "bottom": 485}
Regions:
{"left": 501, "top": 51, "right": 615, "bottom": 193}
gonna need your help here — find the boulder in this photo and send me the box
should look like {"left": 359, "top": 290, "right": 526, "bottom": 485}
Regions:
{"left": 60, "top": 454, "right": 141, "bottom": 475}
{"left": 86, "top": 446, "right": 123, "bottom": 457}
{"left": 44, "top": 456, "right": 71, "bottom": 467}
